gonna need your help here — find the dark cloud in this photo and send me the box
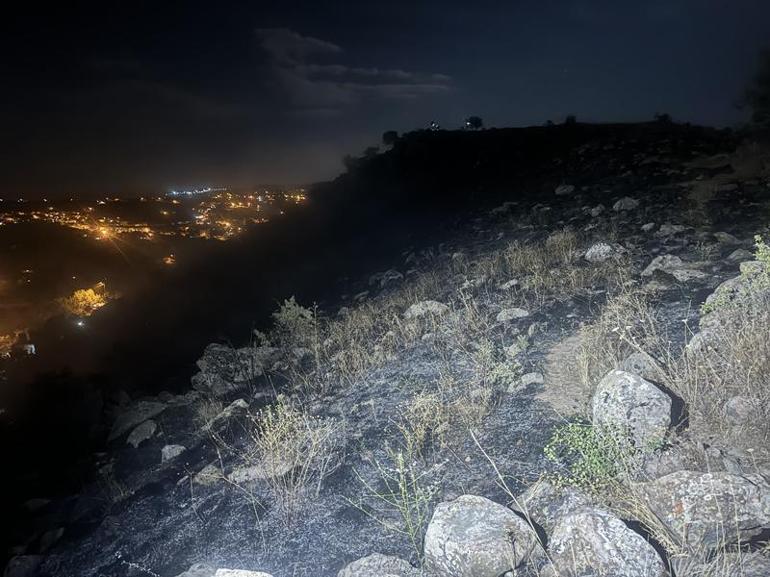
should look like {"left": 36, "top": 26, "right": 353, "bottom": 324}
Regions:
{"left": 256, "top": 27, "right": 452, "bottom": 113}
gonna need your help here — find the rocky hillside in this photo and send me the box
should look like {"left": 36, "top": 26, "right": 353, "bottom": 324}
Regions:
{"left": 6, "top": 126, "right": 770, "bottom": 577}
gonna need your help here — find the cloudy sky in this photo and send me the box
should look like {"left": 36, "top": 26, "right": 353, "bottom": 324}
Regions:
{"left": 1, "top": 0, "right": 769, "bottom": 197}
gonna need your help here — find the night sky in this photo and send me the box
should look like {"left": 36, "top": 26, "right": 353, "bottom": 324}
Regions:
{"left": 2, "top": 0, "right": 769, "bottom": 198}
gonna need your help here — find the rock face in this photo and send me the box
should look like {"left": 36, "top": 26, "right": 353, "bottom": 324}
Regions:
{"left": 592, "top": 370, "right": 672, "bottom": 449}
{"left": 546, "top": 508, "right": 666, "bottom": 577}
{"left": 108, "top": 400, "right": 166, "bottom": 441}
{"left": 404, "top": 300, "right": 449, "bottom": 319}
{"left": 632, "top": 471, "right": 770, "bottom": 548}
{"left": 337, "top": 553, "right": 419, "bottom": 577}
{"left": 423, "top": 494, "right": 537, "bottom": 577}
{"left": 191, "top": 343, "right": 276, "bottom": 398}
{"left": 554, "top": 184, "right": 575, "bottom": 196}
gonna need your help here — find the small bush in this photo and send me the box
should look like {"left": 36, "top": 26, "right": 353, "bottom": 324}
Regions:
{"left": 246, "top": 396, "right": 343, "bottom": 520}
{"left": 544, "top": 420, "right": 634, "bottom": 493}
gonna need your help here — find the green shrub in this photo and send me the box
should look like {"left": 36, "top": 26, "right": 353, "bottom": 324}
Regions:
{"left": 544, "top": 421, "right": 633, "bottom": 493}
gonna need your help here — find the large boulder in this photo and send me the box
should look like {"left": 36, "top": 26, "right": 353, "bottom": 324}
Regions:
{"left": 109, "top": 400, "right": 166, "bottom": 441}
{"left": 592, "top": 370, "right": 672, "bottom": 450}
{"left": 192, "top": 343, "right": 277, "bottom": 398}
{"left": 423, "top": 494, "right": 537, "bottom": 577}
{"left": 337, "top": 553, "right": 420, "bottom": 577}
{"left": 632, "top": 471, "right": 770, "bottom": 548}
{"left": 545, "top": 508, "right": 666, "bottom": 577}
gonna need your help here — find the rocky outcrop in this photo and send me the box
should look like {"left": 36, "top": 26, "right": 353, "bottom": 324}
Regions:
{"left": 337, "top": 553, "right": 419, "bottom": 577}
{"left": 192, "top": 343, "right": 277, "bottom": 398}
{"left": 108, "top": 400, "right": 166, "bottom": 441}
{"left": 544, "top": 508, "right": 666, "bottom": 577}
{"left": 517, "top": 481, "right": 591, "bottom": 534}
{"left": 592, "top": 370, "right": 672, "bottom": 449}
{"left": 632, "top": 471, "right": 770, "bottom": 548}
{"left": 423, "top": 495, "right": 537, "bottom": 577}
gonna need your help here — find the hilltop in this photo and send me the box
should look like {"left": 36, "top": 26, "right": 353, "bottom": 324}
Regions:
{"left": 5, "top": 122, "right": 770, "bottom": 577}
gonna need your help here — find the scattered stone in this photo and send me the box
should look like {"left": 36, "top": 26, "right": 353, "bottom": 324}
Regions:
{"left": 496, "top": 308, "right": 530, "bottom": 322}
{"left": 127, "top": 419, "right": 157, "bottom": 449}
{"left": 641, "top": 254, "right": 684, "bottom": 276}
{"left": 161, "top": 444, "right": 186, "bottom": 462}
{"left": 590, "top": 204, "right": 605, "bottom": 217}
{"left": 505, "top": 338, "right": 529, "bottom": 358}
{"left": 715, "top": 182, "right": 739, "bottom": 193}
{"left": 404, "top": 300, "right": 449, "bottom": 319}
{"left": 491, "top": 201, "right": 517, "bottom": 216}
{"left": 584, "top": 242, "right": 616, "bottom": 263}
{"left": 519, "top": 372, "right": 544, "bottom": 387}
{"left": 499, "top": 279, "right": 519, "bottom": 290}
{"left": 655, "top": 223, "right": 687, "bottom": 236}
{"left": 518, "top": 481, "right": 591, "bottom": 534}
{"left": 337, "top": 553, "right": 420, "bottom": 577}
{"left": 546, "top": 508, "right": 666, "bottom": 577}
{"left": 109, "top": 400, "right": 166, "bottom": 441}
{"left": 203, "top": 398, "right": 249, "bottom": 432}
{"left": 613, "top": 197, "right": 639, "bottom": 211}
{"left": 632, "top": 471, "right": 770, "bottom": 548}
{"left": 641, "top": 222, "right": 656, "bottom": 232}
{"left": 728, "top": 248, "right": 754, "bottom": 261}
{"left": 714, "top": 231, "right": 741, "bottom": 244}
{"left": 554, "top": 184, "right": 575, "bottom": 196}
{"left": 423, "top": 494, "right": 537, "bottom": 577}
{"left": 592, "top": 370, "right": 672, "bottom": 449}
{"left": 194, "top": 462, "right": 221, "bottom": 486}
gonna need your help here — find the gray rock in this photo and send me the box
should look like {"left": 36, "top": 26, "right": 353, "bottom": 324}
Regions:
{"left": 656, "top": 223, "right": 687, "bottom": 236}
{"left": 404, "top": 300, "right": 449, "bottom": 319}
{"left": 547, "top": 508, "right": 666, "bottom": 577}
{"left": 592, "top": 370, "right": 672, "bottom": 450}
{"left": 203, "top": 398, "right": 249, "bottom": 432}
{"left": 423, "top": 494, "right": 537, "bottom": 577}
{"left": 337, "top": 553, "right": 420, "bottom": 577}
{"left": 727, "top": 248, "right": 754, "bottom": 261}
{"left": 619, "top": 352, "right": 666, "bottom": 383}
{"left": 723, "top": 396, "right": 760, "bottom": 427}
{"left": 554, "top": 184, "right": 575, "bottom": 196}
{"left": 641, "top": 254, "right": 685, "bottom": 277}
{"left": 192, "top": 343, "right": 276, "bottom": 398}
{"left": 519, "top": 372, "right": 544, "bottom": 387}
{"left": 161, "top": 444, "right": 186, "bottom": 462}
{"left": 716, "top": 552, "right": 770, "bottom": 577}
{"left": 126, "top": 419, "right": 156, "bottom": 448}
{"left": 714, "top": 231, "right": 741, "bottom": 244}
{"left": 3, "top": 555, "right": 43, "bottom": 577}
{"left": 499, "top": 279, "right": 519, "bottom": 290}
{"left": 518, "top": 481, "right": 592, "bottom": 534}
{"left": 109, "top": 400, "right": 166, "bottom": 441}
{"left": 590, "top": 204, "right": 605, "bottom": 217}
{"left": 174, "top": 565, "right": 273, "bottom": 577}
{"left": 584, "top": 242, "right": 616, "bottom": 263}
{"left": 641, "top": 222, "right": 656, "bottom": 232}
{"left": 632, "top": 471, "right": 770, "bottom": 548}
{"left": 613, "top": 197, "right": 639, "bottom": 211}
{"left": 496, "top": 308, "right": 530, "bottom": 322}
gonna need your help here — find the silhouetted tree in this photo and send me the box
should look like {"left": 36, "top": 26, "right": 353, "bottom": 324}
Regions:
{"left": 744, "top": 50, "right": 770, "bottom": 129}
{"left": 564, "top": 114, "right": 577, "bottom": 125}
{"left": 465, "top": 116, "right": 483, "bottom": 130}
{"left": 655, "top": 113, "right": 673, "bottom": 124}
{"left": 382, "top": 130, "right": 399, "bottom": 146}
